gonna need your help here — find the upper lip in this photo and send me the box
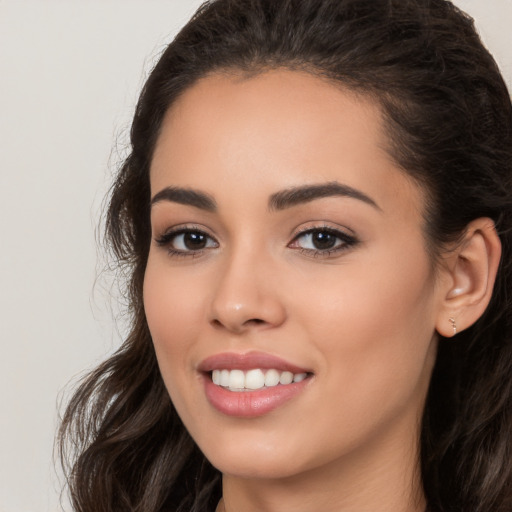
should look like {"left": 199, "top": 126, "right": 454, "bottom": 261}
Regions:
{"left": 197, "top": 351, "right": 311, "bottom": 374}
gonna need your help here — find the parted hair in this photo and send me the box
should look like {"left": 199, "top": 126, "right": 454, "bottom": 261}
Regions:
{"left": 59, "top": 1, "right": 512, "bottom": 511}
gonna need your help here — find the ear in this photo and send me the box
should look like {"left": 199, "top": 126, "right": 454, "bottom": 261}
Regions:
{"left": 436, "top": 218, "right": 501, "bottom": 337}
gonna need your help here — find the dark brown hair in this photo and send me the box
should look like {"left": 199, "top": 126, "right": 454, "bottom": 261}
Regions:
{"left": 59, "top": 1, "right": 512, "bottom": 511}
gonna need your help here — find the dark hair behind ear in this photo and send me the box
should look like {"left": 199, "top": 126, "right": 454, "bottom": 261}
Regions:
{"left": 59, "top": 1, "right": 512, "bottom": 511}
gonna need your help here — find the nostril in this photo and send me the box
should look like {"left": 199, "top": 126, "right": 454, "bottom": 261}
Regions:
{"left": 210, "top": 317, "right": 267, "bottom": 331}
{"left": 245, "top": 318, "right": 265, "bottom": 325}
{"left": 211, "top": 319, "right": 223, "bottom": 328}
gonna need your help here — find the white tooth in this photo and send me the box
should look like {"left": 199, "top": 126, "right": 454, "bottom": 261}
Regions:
{"left": 245, "top": 369, "right": 265, "bottom": 390}
{"left": 212, "top": 369, "right": 221, "bottom": 385}
{"left": 220, "top": 369, "right": 230, "bottom": 387}
{"left": 293, "top": 372, "right": 307, "bottom": 383}
{"left": 279, "top": 371, "right": 294, "bottom": 385}
{"left": 229, "top": 369, "right": 245, "bottom": 390}
{"left": 264, "top": 369, "right": 280, "bottom": 387}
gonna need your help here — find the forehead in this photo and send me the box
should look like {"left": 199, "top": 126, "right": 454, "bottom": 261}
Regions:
{"left": 152, "top": 69, "right": 385, "bottom": 177}
{"left": 150, "top": 69, "right": 423, "bottom": 221}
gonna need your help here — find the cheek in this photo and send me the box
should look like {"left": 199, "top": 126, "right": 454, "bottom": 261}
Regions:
{"left": 290, "top": 246, "right": 437, "bottom": 400}
{"left": 143, "top": 257, "right": 205, "bottom": 383}
{"left": 143, "top": 258, "right": 215, "bottom": 427}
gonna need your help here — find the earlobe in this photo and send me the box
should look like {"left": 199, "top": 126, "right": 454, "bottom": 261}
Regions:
{"left": 436, "top": 218, "right": 501, "bottom": 338}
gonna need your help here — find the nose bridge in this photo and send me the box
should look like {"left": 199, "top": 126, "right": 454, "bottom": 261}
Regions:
{"left": 209, "top": 238, "right": 286, "bottom": 332}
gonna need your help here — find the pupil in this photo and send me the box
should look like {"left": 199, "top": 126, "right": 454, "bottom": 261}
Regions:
{"left": 313, "top": 231, "right": 336, "bottom": 250}
{"left": 184, "top": 232, "right": 206, "bottom": 250}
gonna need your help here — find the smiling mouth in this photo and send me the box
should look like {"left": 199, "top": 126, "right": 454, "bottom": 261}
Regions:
{"left": 211, "top": 368, "right": 311, "bottom": 391}
{"left": 201, "top": 355, "right": 313, "bottom": 416}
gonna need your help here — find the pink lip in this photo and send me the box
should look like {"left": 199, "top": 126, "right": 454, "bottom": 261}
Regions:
{"left": 198, "top": 351, "right": 313, "bottom": 418}
{"left": 197, "top": 351, "right": 310, "bottom": 373}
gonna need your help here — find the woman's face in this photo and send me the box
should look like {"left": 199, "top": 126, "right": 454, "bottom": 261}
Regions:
{"left": 144, "top": 70, "right": 444, "bottom": 481}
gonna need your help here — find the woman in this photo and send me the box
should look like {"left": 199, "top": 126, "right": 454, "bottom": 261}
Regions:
{"left": 59, "top": 0, "right": 512, "bottom": 511}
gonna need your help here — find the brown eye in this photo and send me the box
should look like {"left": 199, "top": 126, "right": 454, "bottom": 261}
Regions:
{"left": 156, "top": 229, "right": 218, "bottom": 254}
{"left": 289, "top": 227, "right": 358, "bottom": 256}
{"left": 295, "top": 229, "right": 344, "bottom": 251}
{"left": 182, "top": 231, "right": 208, "bottom": 250}
{"left": 309, "top": 231, "right": 338, "bottom": 250}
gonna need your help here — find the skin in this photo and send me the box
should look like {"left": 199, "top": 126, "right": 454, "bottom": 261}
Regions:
{"left": 144, "top": 70, "right": 451, "bottom": 512}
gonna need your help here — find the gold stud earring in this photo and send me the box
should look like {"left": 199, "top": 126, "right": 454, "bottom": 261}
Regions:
{"left": 449, "top": 317, "right": 457, "bottom": 335}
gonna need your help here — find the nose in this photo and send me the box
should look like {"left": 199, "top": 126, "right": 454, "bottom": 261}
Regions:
{"left": 208, "top": 248, "right": 287, "bottom": 334}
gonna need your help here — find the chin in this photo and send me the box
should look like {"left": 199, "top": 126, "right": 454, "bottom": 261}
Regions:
{"left": 194, "top": 427, "right": 322, "bottom": 481}
{"left": 211, "top": 455, "right": 304, "bottom": 481}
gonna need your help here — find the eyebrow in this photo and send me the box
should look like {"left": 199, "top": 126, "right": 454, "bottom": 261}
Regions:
{"left": 268, "top": 182, "right": 381, "bottom": 211}
{"left": 150, "top": 181, "right": 380, "bottom": 213}
{"left": 150, "top": 186, "right": 217, "bottom": 211}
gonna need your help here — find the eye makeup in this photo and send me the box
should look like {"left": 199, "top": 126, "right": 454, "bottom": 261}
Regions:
{"left": 288, "top": 224, "right": 359, "bottom": 258}
{"left": 154, "top": 221, "right": 359, "bottom": 260}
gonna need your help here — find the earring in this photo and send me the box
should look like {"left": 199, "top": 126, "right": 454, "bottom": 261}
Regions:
{"left": 449, "top": 317, "right": 457, "bottom": 335}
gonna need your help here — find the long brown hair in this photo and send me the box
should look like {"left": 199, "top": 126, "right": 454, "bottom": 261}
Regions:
{"left": 59, "top": 1, "right": 512, "bottom": 510}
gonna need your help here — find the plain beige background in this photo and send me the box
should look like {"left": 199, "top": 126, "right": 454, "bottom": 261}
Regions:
{"left": 0, "top": 1, "right": 510, "bottom": 511}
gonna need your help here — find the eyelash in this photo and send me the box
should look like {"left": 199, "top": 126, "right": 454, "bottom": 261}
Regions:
{"left": 155, "top": 225, "right": 358, "bottom": 258}
{"left": 289, "top": 225, "right": 358, "bottom": 257}
{"left": 155, "top": 226, "right": 217, "bottom": 258}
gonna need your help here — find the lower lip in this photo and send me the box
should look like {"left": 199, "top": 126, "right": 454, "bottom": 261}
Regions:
{"left": 203, "top": 374, "right": 311, "bottom": 418}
